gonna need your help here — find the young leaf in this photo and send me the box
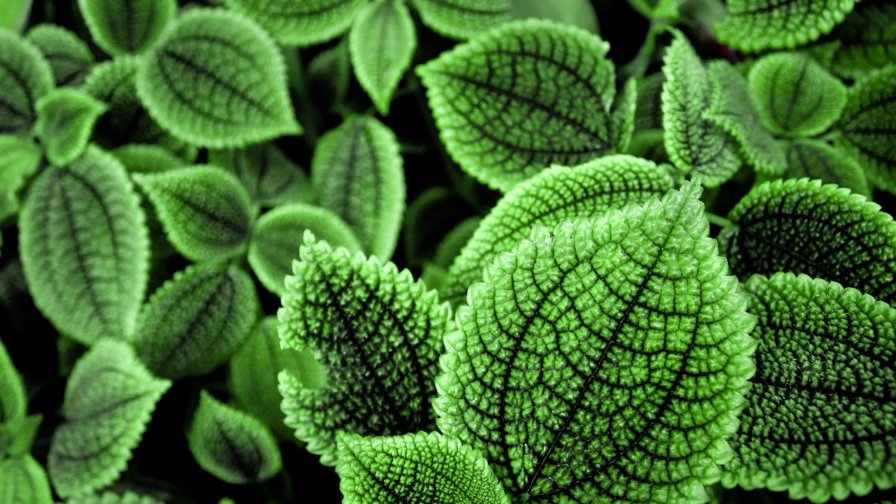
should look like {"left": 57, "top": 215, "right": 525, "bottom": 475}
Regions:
{"left": 78, "top": 0, "right": 176, "bottom": 55}
{"left": 134, "top": 166, "right": 255, "bottom": 262}
{"left": 248, "top": 203, "right": 362, "bottom": 296}
{"left": 19, "top": 146, "right": 149, "bottom": 345}
{"left": 279, "top": 236, "right": 454, "bottom": 465}
{"left": 748, "top": 53, "right": 847, "bottom": 138}
{"left": 417, "top": 19, "right": 618, "bottom": 191}
{"left": 34, "top": 88, "right": 107, "bottom": 167}
{"left": 436, "top": 184, "right": 756, "bottom": 501}
{"left": 441, "top": 155, "right": 675, "bottom": 305}
{"left": 337, "top": 432, "right": 509, "bottom": 504}
{"left": 133, "top": 262, "right": 258, "bottom": 379}
{"left": 715, "top": 0, "right": 858, "bottom": 52}
{"left": 0, "top": 29, "right": 53, "bottom": 134}
{"left": 136, "top": 8, "right": 301, "bottom": 148}
{"left": 67, "top": 491, "right": 164, "bottom": 504}
{"left": 0, "top": 135, "right": 41, "bottom": 222}
{"left": 0, "top": 455, "right": 53, "bottom": 504}
{"left": 310, "top": 116, "right": 404, "bottom": 259}
{"left": 224, "top": 0, "right": 366, "bottom": 46}
{"left": 719, "top": 178, "right": 896, "bottom": 305}
{"left": 785, "top": 139, "right": 870, "bottom": 196}
{"left": 188, "top": 391, "right": 282, "bottom": 484}
{"left": 112, "top": 144, "right": 184, "bottom": 174}
{"left": 0, "top": 339, "right": 26, "bottom": 423}
{"left": 411, "top": 0, "right": 510, "bottom": 40}
{"left": 724, "top": 273, "right": 896, "bottom": 502}
{"left": 208, "top": 143, "right": 307, "bottom": 207}
{"left": 25, "top": 24, "right": 94, "bottom": 86}
{"left": 825, "top": 1, "right": 896, "bottom": 80}
{"left": 48, "top": 339, "right": 171, "bottom": 498}
{"left": 349, "top": 0, "right": 417, "bottom": 115}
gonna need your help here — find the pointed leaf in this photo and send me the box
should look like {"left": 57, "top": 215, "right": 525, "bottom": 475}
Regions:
{"left": 19, "top": 147, "right": 149, "bottom": 345}
{"left": 337, "top": 432, "right": 509, "bottom": 504}
{"left": 136, "top": 8, "right": 300, "bottom": 148}
{"left": 825, "top": 1, "right": 896, "bottom": 80}
{"left": 25, "top": 24, "right": 94, "bottom": 86}
{"left": 0, "top": 339, "right": 25, "bottom": 423}
{"left": 208, "top": 143, "right": 307, "bottom": 207}
{"left": 411, "top": 0, "right": 510, "bottom": 40}
{"left": 436, "top": 184, "right": 756, "bottom": 501}
{"left": 0, "top": 134, "right": 41, "bottom": 222}
{"left": 67, "top": 491, "right": 164, "bottom": 504}
{"left": 418, "top": 19, "right": 618, "bottom": 191}
{"left": 78, "top": 0, "right": 176, "bottom": 55}
{"left": 785, "top": 139, "right": 870, "bottom": 196}
{"left": 112, "top": 144, "right": 184, "bottom": 174}
{"left": 224, "top": 0, "right": 366, "bottom": 46}
{"left": 35, "top": 88, "right": 107, "bottom": 167}
{"left": 0, "top": 29, "right": 53, "bottom": 134}
{"left": 0, "top": 455, "right": 53, "bottom": 504}
{"left": 48, "top": 340, "right": 171, "bottom": 498}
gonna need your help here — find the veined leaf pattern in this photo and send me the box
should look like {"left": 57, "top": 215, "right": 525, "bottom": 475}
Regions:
{"left": 412, "top": 0, "right": 510, "bottom": 40}
{"left": 225, "top": 0, "right": 366, "bottom": 46}
{"left": 0, "top": 455, "right": 53, "bottom": 504}
{"left": 825, "top": 0, "right": 896, "bottom": 80}
{"left": 208, "top": 143, "right": 307, "bottom": 207}
{"left": 0, "top": 29, "right": 53, "bottom": 135}
{"left": 25, "top": 24, "right": 93, "bottom": 86}
{"left": 77, "top": 0, "right": 176, "bottom": 55}
{"left": 34, "top": 88, "right": 108, "bottom": 167}
{"left": 785, "top": 139, "right": 870, "bottom": 196}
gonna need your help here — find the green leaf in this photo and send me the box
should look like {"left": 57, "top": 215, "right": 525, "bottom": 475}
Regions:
{"left": 0, "top": 455, "right": 53, "bottom": 504}
{"left": 224, "top": 0, "right": 366, "bottom": 46}
{"left": 136, "top": 8, "right": 301, "bottom": 148}
{"left": 308, "top": 39, "right": 351, "bottom": 111}
{"left": 748, "top": 52, "right": 847, "bottom": 138}
{"left": 824, "top": 1, "right": 896, "bottom": 80}
{"left": 248, "top": 203, "right": 362, "bottom": 295}
{"left": 0, "top": 339, "right": 26, "bottom": 423}
{"left": 0, "top": 0, "right": 32, "bottom": 32}
{"left": 509, "top": 0, "right": 599, "bottom": 34}
{"left": 723, "top": 273, "right": 896, "bottom": 502}
{"left": 785, "top": 139, "right": 870, "bottom": 196}
{"left": 34, "top": 88, "right": 107, "bottom": 167}
{"left": 208, "top": 143, "right": 307, "bottom": 207}
{"left": 715, "top": 0, "right": 858, "bottom": 52}
{"left": 627, "top": 0, "right": 685, "bottom": 19}
{"left": 111, "top": 144, "right": 184, "bottom": 174}
{"left": 436, "top": 183, "right": 756, "bottom": 501}
{"left": 279, "top": 236, "right": 453, "bottom": 465}
{"left": 310, "top": 116, "right": 404, "bottom": 259}
{"left": 19, "top": 147, "right": 149, "bottom": 345}
{"left": 67, "top": 491, "right": 164, "bottom": 504}
{"left": 48, "top": 339, "right": 171, "bottom": 498}
{"left": 718, "top": 178, "right": 896, "bottom": 305}
{"left": 432, "top": 216, "right": 480, "bottom": 270}
{"left": 706, "top": 61, "right": 787, "bottom": 177}
{"left": 635, "top": 72, "right": 664, "bottom": 133}
{"left": 418, "top": 19, "right": 618, "bottom": 191}
{"left": 188, "top": 391, "right": 282, "bottom": 484}
{"left": 662, "top": 31, "right": 742, "bottom": 187}
{"left": 133, "top": 262, "right": 258, "bottom": 379}
{"left": 25, "top": 24, "right": 94, "bottom": 86}
{"left": 412, "top": 0, "right": 510, "bottom": 40}
{"left": 0, "top": 29, "right": 53, "bottom": 134}
{"left": 134, "top": 166, "right": 255, "bottom": 262}
{"left": 0, "top": 134, "right": 41, "bottom": 222}
{"left": 337, "top": 432, "right": 510, "bottom": 504}
{"left": 0, "top": 415, "right": 42, "bottom": 458}
{"left": 349, "top": 0, "right": 417, "bottom": 116}
{"left": 78, "top": 0, "right": 176, "bottom": 55}
{"left": 611, "top": 79, "right": 637, "bottom": 153}
{"left": 441, "top": 155, "right": 675, "bottom": 305}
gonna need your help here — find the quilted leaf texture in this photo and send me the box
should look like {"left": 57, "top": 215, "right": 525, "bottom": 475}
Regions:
{"left": 337, "top": 432, "right": 509, "bottom": 504}
{"left": 627, "top": 0, "right": 685, "bottom": 19}
{"left": 67, "top": 491, "right": 164, "bottom": 504}
{"left": 78, "top": 0, "right": 176, "bottom": 55}
{"left": 225, "top": 0, "right": 366, "bottom": 46}
{"left": 136, "top": 8, "right": 301, "bottom": 148}
{"left": 311, "top": 116, "right": 404, "bottom": 260}
{"left": 134, "top": 166, "right": 255, "bottom": 262}
{"left": 0, "top": 455, "right": 53, "bottom": 504}
{"left": 719, "top": 178, "right": 896, "bottom": 305}
{"left": 715, "top": 0, "right": 858, "bottom": 52}
{"left": 208, "top": 143, "right": 307, "bottom": 207}
{"left": 0, "top": 29, "right": 53, "bottom": 135}
{"left": 0, "top": 135, "right": 42, "bottom": 222}
{"left": 411, "top": 0, "right": 510, "bottom": 40}
{"left": 278, "top": 236, "right": 454, "bottom": 465}
{"left": 25, "top": 24, "right": 94, "bottom": 86}
{"left": 0, "top": 339, "right": 25, "bottom": 423}
{"left": 825, "top": 0, "right": 896, "bottom": 80}
{"left": 441, "top": 155, "right": 675, "bottom": 306}
{"left": 785, "top": 139, "right": 870, "bottom": 196}
{"left": 48, "top": 340, "right": 171, "bottom": 498}
{"left": 133, "top": 262, "right": 258, "bottom": 379}
{"left": 436, "top": 183, "right": 756, "bottom": 502}
{"left": 724, "top": 273, "right": 896, "bottom": 502}
{"left": 19, "top": 147, "right": 149, "bottom": 345}
{"left": 188, "top": 391, "right": 282, "bottom": 484}
{"left": 112, "top": 144, "right": 184, "bottom": 174}
{"left": 34, "top": 88, "right": 108, "bottom": 167}
{"left": 418, "top": 19, "right": 618, "bottom": 191}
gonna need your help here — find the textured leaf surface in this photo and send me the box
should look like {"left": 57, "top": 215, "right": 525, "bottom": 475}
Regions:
{"left": 112, "top": 144, "right": 184, "bottom": 174}
{"left": 634, "top": 72, "right": 664, "bottom": 133}
{"left": 719, "top": 178, "right": 896, "bottom": 305}
{"left": 0, "top": 455, "right": 53, "bottom": 504}
{"left": 208, "top": 143, "right": 306, "bottom": 207}
{"left": 311, "top": 116, "right": 404, "bottom": 259}
{"left": 825, "top": 1, "right": 896, "bottom": 79}
{"left": 337, "top": 432, "right": 509, "bottom": 504}
{"left": 48, "top": 340, "right": 171, "bottom": 498}
{"left": 442, "top": 155, "right": 675, "bottom": 305}
{"left": 25, "top": 24, "right": 93, "bottom": 86}
{"left": 78, "top": 0, "right": 175, "bottom": 55}
{"left": 279, "top": 236, "right": 453, "bottom": 465}
{"left": 785, "top": 139, "right": 870, "bottom": 196}
{"left": 134, "top": 166, "right": 255, "bottom": 262}
{"left": 0, "top": 135, "right": 41, "bottom": 222}
{"left": 19, "top": 147, "right": 149, "bottom": 345}
{"left": 418, "top": 19, "right": 617, "bottom": 191}
{"left": 67, "top": 491, "right": 164, "bottom": 504}
{"left": 437, "top": 184, "right": 756, "bottom": 502}
{"left": 724, "top": 273, "right": 896, "bottom": 502}
{"left": 133, "top": 262, "right": 258, "bottom": 379}
{"left": 412, "top": 0, "right": 510, "bottom": 40}
{"left": 225, "top": 0, "right": 365, "bottom": 46}
{"left": 34, "top": 88, "right": 107, "bottom": 167}
{"left": 136, "top": 9, "right": 300, "bottom": 148}
{"left": 248, "top": 203, "right": 361, "bottom": 295}
{"left": 627, "top": 0, "right": 685, "bottom": 19}
{"left": 0, "top": 29, "right": 53, "bottom": 134}
{"left": 0, "top": 339, "right": 26, "bottom": 423}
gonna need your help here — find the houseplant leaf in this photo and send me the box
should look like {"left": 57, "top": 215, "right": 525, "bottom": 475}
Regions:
{"left": 510, "top": 0, "right": 599, "bottom": 33}
{"left": 224, "top": 0, "right": 366, "bottom": 46}
{"left": 824, "top": 1, "right": 896, "bottom": 80}
{"left": 208, "top": 143, "right": 307, "bottom": 207}
{"left": 25, "top": 24, "right": 93, "bottom": 86}
{"left": 627, "top": 0, "right": 685, "bottom": 19}
{"left": 67, "top": 492, "right": 164, "bottom": 504}
{"left": 411, "top": 0, "right": 510, "bottom": 40}
{"left": 112, "top": 144, "right": 184, "bottom": 174}
{"left": 785, "top": 139, "right": 870, "bottom": 196}
{"left": 0, "top": 455, "right": 52, "bottom": 504}
{"left": 0, "top": 28, "right": 53, "bottom": 134}
{"left": 34, "top": 88, "right": 107, "bottom": 167}
{"left": 0, "top": 339, "right": 26, "bottom": 423}
{"left": 0, "top": 135, "right": 42, "bottom": 222}
{"left": 77, "top": 0, "right": 176, "bottom": 55}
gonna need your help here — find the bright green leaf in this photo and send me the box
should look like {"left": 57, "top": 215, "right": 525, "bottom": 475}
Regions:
{"left": 825, "top": 1, "right": 896, "bottom": 80}
{"left": 208, "top": 143, "right": 307, "bottom": 207}
{"left": 785, "top": 139, "right": 870, "bottom": 196}
{"left": 111, "top": 144, "right": 184, "bottom": 174}
{"left": 0, "top": 135, "right": 41, "bottom": 222}
{"left": 0, "top": 415, "right": 41, "bottom": 458}
{"left": 0, "top": 455, "right": 52, "bottom": 504}
{"left": 34, "top": 88, "right": 107, "bottom": 167}
{"left": 78, "top": 0, "right": 176, "bottom": 55}
{"left": 0, "top": 339, "right": 26, "bottom": 423}
{"left": 0, "top": 29, "right": 53, "bottom": 134}
{"left": 25, "top": 24, "right": 94, "bottom": 86}
{"left": 412, "top": 0, "right": 510, "bottom": 40}
{"left": 510, "top": 0, "right": 599, "bottom": 33}
{"left": 225, "top": 0, "right": 366, "bottom": 46}
{"left": 611, "top": 79, "right": 637, "bottom": 152}
{"left": 627, "top": 0, "right": 685, "bottom": 19}
{"left": 67, "top": 491, "right": 165, "bottom": 504}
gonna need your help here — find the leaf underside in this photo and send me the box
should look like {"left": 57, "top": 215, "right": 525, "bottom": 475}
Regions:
{"left": 0, "top": 29, "right": 53, "bottom": 135}
{"left": 225, "top": 0, "right": 366, "bottom": 46}
{"left": 78, "top": 0, "right": 176, "bottom": 55}
{"left": 26, "top": 24, "right": 94, "bottom": 86}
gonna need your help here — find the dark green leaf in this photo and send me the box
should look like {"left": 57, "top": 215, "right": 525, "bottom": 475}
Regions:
{"left": 67, "top": 491, "right": 164, "bottom": 504}
{"left": 111, "top": 144, "right": 184, "bottom": 174}
{"left": 0, "top": 29, "right": 53, "bottom": 134}
{"left": 0, "top": 339, "right": 25, "bottom": 423}
{"left": 824, "top": 1, "right": 896, "bottom": 80}
{"left": 224, "top": 0, "right": 366, "bottom": 46}
{"left": 25, "top": 24, "right": 93, "bottom": 86}
{"left": 78, "top": 0, "right": 176, "bottom": 55}
{"left": 634, "top": 72, "right": 664, "bottom": 133}
{"left": 0, "top": 455, "right": 52, "bottom": 504}
{"left": 411, "top": 0, "right": 510, "bottom": 40}
{"left": 208, "top": 143, "right": 307, "bottom": 207}
{"left": 34, "top": 88, "right": 107, "bottom": 167}
{"left": 0, "top": 134, "right": 41, "bottom": 222}
{"left": 627, "top": 0, "right": 685, "bottom": 19}
{"left": 785, "top": 139, "right": 870, "bottom": 196}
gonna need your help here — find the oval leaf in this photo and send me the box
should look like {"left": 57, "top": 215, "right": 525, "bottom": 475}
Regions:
{"left": 35, "top": 88, "right": 107, "bottom": 167}
{"left": 224, "top": 0, "right": 366, "bottom": 46}
{"left": 25, "top": 24, "right": 94, "bottom": 86}
{"left": 208, "top": 143, "right": 307, "bottom": 207}
{"left": 0, "top": 339, "right": 26, "bottom": 423}
{"left": 785, "top": 139, "right": 870, "bottom": 196}
{"left": 112, "top": 144, "right": 184, "bottom": 174}
{"left": 0, "top": 134, "right": 42, "bottom": 222}
{"left": 825, "top": 1, "right": 896, "bottom": 80}
{"left": 411, "top": 0, "right": 510, "bottom": 40}
{"left": 78, "top": 0, "right": 176, "bottom": 55}
{"left": 0, "top": 455, "right": 53, "bottom": 504}
{"left": 0, "top": 29, "right": 53, "bottom": 135}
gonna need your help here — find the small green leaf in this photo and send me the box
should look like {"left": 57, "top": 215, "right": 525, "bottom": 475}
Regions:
{"left": 0, "top": 415, "right": 42, "bottom": 458}
{"left": 133, "top": 262, "right": 258, "bottom": 379}
{"left": 724, "top": 273, "right": 896, "bottom": 502}
{"left": 19, "top": 146, "right": 149, "bottom": 345}
{"left": 337, "top": 432, "right": 510, "bottom": 504}
{"left": 611, "top": 79, "right": 637, "bottom": 152}
{"left": 749, "top": 52, "right": 847, "bottom": 138}
{"left": 509, "top": 0, "right": 599, "bottom": 33}
{"left": 34, "top": 88, "right": 107, "bottom": 167}
{"left": 78, "top": 0, "right": 176, "bottom": 55}
{"left": 0, "top": 455, "right": 53, "bottom": 504}
{"left": 0, "top": 29, "right": 53, "bottom": 134}
{"left": 48, "top": 339, "right": 171, "bottom": 498}
{"left": 67, "top": 491, "right": 164, "bottom": 504}
{"left": 418, "top": 19, "right": 618, "bottom": 191}
{"left": 208, "top": 143, "right": 307, "bottom": 207}
{"left": 311, "top": 116, "right": 404, "bottom": 259}
{"left": 350, "top": 0, "right": 417, "bottom": 115}
{"left": 136, "top": 8, "right": 301, "bottom": 148}
{"left": 0, "top": 339, "right": 26, "bottom": 423}
{"left": 824, "top": 1, "right": 896, "bottom": 80}
{"left": 111, "top": 144, "right": 184, "bottom": 174}
{"left": 225, "top": 0, "right": 366, "bottom": 46}
{"left": 134, "top": 166, "right": 255, "bottom": 262}
{"left": 627, "top": 0, "right": 685, "bottom": 19}
{"left": 785, "top": 139, "right": 870, "bottom": 196}
{"left": 25, "top": 24, "right": 94, "bottom": 86}
{"left": 0, "top": 135, "right": 41, "bottom": 222}
{"left": 188, "top": 391, "right": 282, "bottom": 484}
{"left": 412, "top": 0, "right": 510, "bottom": 40}
{"left": 248, "top": 203, "right": 362, "bottom": 296}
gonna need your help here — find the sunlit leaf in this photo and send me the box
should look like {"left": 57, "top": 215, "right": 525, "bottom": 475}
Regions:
{"left": 0, "top": 28, "right": 53, "bottom": 134}
{"left": 78, "top": 0, "right": 176, "bottom": 55}
{"left": 25, "top": 24, "right": 93, "bottom": 86}
{"left": 34, "top": 88, "right": 107, "bottom": 167}
{"left": 224, "top": 0, "right": 366, "bottom": 46}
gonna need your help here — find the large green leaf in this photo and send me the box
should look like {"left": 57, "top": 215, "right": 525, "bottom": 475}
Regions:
{"left": 48, "top": 340, "right": 171, "bottom": 498}
{"left": 418, "top": 19, "right": 618, "bottom": 191}
{"left": 0, "top": 134, "right": 41, "bottom": 222}
{"left": 224, "top": 0, "right": 366, "bottom": 46}
{"left": 34, "top": 88, "right": 107, "bottom": 167}
{"left": 136, "top": 8, "right": 300, "bottom": 148}
{"left": 19, "top": 147, "right": 149, "bottom": 345}
{"left": 67, "top": 492, "right": 164, "bottom": 504}
{"left": 0, "top": 29, "right": 53, "bottom": 134}
{"left": 824, "top": 1, "right": 896, "bottom": 80}
{"left": 723, "top": 273, "right": 896, "bottom": 502}
{"left": 0, "top": 455, "right": 52, "bottom": 504}
{"left": 279, "top": 236, "right": 453, "bottom": 465}
{"left": 77, "top": 0, "right": 176, "bottom": 55}
{"left": 785, "top": 139, "right": 870, "bottom": 196}
{"left": 208, "top": 143, "right": 307, "bottom": 207}
{"left": 25, "top": 24, "right": 93, "bottom": 86}
{"left": 0, "top": 339, "right": 26, "bottom": 423}
{"left": 412, "top": 0, "right": 510, "bottom": 40}
{"left": 436, "top": 183, "right": 756, "bottom": 501}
